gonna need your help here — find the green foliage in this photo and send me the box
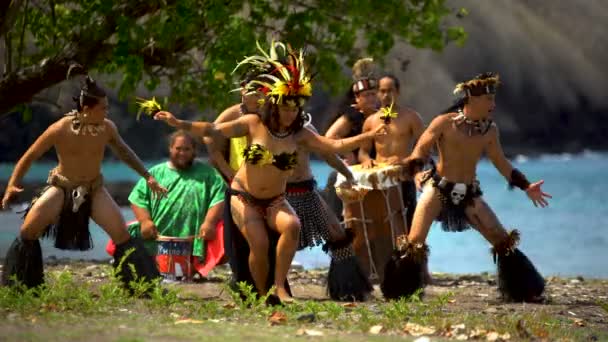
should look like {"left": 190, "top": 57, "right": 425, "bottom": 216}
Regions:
{"left": 2, "top": 0, "right": 466, "bottom": 115}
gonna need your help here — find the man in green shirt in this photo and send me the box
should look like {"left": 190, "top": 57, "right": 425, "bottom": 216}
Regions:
{"left": 127, "top": 130, "right": 225, "bottom": 265}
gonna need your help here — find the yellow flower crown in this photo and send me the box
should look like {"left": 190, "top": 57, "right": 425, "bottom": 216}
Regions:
{"left": 453, "top": 73, "right": 501, "bottom": 97}
{"left": 233, "top": 40, "right": 312, "bottom": 107}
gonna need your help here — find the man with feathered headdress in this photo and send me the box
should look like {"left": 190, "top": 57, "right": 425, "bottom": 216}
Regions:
{"left": 382, "top": 72, "right": 551, "bottom": 303}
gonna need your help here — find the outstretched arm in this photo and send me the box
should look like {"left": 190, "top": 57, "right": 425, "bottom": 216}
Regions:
{"left": 485, "top": 125, "right": 551, "bottom": 207}
{"left": 306, "top": 124, "right": 355, "bottom": 182}
{"left": 107, "top": 120, "right": 167, "bottom": 196}
{"left": 298, "top": 124, "right": 384, "bottom": 155}
{"left": 2, "top": 121, "right": 60, "bottom": 208}
{"left": 154, "top": 111, "right": 254, "bottom": 139}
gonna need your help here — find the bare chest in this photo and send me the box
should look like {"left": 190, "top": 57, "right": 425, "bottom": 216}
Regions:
{"left": 55, "top": 132, "right": 107, "bottom": 159}
{"left": 440, "top": 126, "right": 487, "bottom": 160}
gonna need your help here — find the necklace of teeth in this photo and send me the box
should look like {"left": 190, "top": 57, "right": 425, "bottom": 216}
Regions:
{"left": 453, "top": 109, "right": 492, "bottom": 136}
{"left": 68, "top": 110, "right": 106, "bottom": 136}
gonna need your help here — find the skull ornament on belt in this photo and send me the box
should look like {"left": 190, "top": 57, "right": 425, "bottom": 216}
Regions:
{"left": 450, "top": 183, "right": 467, "bottom": 205}
{"left": 71, "top": 185, "right": 88, "bottom": 213}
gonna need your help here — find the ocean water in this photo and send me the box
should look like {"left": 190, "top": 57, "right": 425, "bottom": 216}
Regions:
{"left": 1, "top": 152, "right": 607, "bottom": 278}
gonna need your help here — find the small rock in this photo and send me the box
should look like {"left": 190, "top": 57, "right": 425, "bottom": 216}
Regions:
{"left": 85, "top": 265, "right": 98, "bottom": 270}
{"left": 484, "top": 307, "right": 498, "bottom": 314}
{"left": 296, "top": 329, "right": 324, "bottom": 337}
{"left": 570, "top": 279, "right": 581, "bottom": 284}
{"left": 369, "top": 325, "right": 384, "bottom": 334}
{"left": 296, "top": 313, "right": 316, "bottom": 323}
{"left": 413, "top": 337, "right": 431, "bottom": 342}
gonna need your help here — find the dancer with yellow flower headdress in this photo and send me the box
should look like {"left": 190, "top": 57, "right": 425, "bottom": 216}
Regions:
{"left": 381, "top": 73, "right": 550, "bottom": 303}
{"left": 153, "top": 41, "right": 386, "bottom": 304}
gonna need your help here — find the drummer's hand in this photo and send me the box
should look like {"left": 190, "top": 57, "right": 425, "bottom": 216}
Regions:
{"left": 199, "top": 223, "right": 216, "bottom": 241}
{"left": 140, "top": 219, "right": 159, "bottom": 240}
{"left": 386, "top": 156, "right": 401, "bottom": 165}
{"left": 414, "top": 171, "right": 426, "bottom": 192}
{"left": 361, "top": 159, "right": 375, "bottom": 169}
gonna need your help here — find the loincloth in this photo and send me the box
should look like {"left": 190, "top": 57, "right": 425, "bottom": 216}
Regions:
{"left": 422, "top": 170, "right": 482, "bottom": 232}
{"left": 25, "top": 168, "right": 104, "bottom": 250}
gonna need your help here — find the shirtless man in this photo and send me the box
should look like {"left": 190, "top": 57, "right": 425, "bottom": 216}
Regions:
{"left": 1, "top": 76, "right": 166, "bottom": 290}
{"left": 381, "top": 73, "right": 550, "bottom": 303}
{"left": 325, "top": 87, "right": 379, "bottom": 164}
{"left": 359, "top": 74, "right": 424, "bottom": 228}
{"left": 286, "top": 115, "right": 372, "bottom": 301}
{"left": 322, "top": 59, "right": 379, "bottom": 220}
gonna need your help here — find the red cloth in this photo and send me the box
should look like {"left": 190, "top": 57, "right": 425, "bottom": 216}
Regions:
{"left": 105, "top": 220, "right": 225, "bottom": 278}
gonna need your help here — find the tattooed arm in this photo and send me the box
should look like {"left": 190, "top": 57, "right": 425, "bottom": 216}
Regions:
{"left": 106, "top": 120, "right": 167, "bottom": 195}
{"left": 107, "top": 120, "right": 150, "bottom": 178}
{"left": 297, "top": 124, "right": 385, "bottom": 155}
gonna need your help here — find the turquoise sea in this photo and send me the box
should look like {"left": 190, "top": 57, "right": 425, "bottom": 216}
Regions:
{"left": 1, "top": 151, "right": 607, "bottom": 278}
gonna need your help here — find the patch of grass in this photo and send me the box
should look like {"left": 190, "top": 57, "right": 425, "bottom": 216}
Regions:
{"left": 599, "top": 301, "right": 608, "bottom": 314}
{"left": 2, "top": 269, "right": 607, "bottom": 341}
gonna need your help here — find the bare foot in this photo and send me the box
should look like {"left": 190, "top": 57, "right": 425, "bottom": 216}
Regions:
{"left": 276, "top": 286, "right": 294, "bottom": 303}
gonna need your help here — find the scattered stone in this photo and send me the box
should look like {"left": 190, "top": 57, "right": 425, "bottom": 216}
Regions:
{"left": 403, "top": 323, "right": 436, "bottom": 336}
{"left": 296, "top": 329, "right": 324, "bottom": 337}
{"left": 413, "top": 337, "right": 431, "bottom": 342}
{"left": 268, "top": 311, "right": 287, "bottom": 325}
{"left": 296, "top": 313, "right": 316, "bottom": 323}
{"left": 369, "top": 325, "right": 384, "bottom": 334}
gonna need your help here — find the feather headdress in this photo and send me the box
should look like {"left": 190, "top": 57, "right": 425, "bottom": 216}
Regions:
{"left": 453, "top": 72, "right": 501, "bottom": 97}
{"left": 351, "top": 57, "right": 378, "bottom": 93}
{"left": 234, "top": 40, "right": 312, "bottom": 107}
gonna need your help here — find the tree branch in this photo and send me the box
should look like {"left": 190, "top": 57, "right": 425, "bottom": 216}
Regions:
{"left": 0, "top": 0, "right": 180, "bottom": 115}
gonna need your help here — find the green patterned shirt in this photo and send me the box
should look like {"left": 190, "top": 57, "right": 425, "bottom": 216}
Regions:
{"left": 128, "top": 160, "right": 225, "bottom": 257}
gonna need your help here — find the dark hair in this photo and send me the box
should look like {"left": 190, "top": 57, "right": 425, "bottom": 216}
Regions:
{"left": 441, "top": 97, "right": 467, "bottom": 114}
{"left": 169, "top": 130, "right": 197, "bottom": 148}
{"left": 72, "top": 76, "right": 107, "bottom": 111}
{"left": 260, "top": 100, "right": 305, "bottom": 135}
{"left": 380, "top": 74, "right": 400, "bottom": 91}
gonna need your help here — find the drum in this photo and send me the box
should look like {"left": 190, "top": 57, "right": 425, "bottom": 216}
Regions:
{"left": 335, "top": 163, "right": 410, "bottom": 283}
{"left": 156, "top": 235, "right": 195, "bottom": 281}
